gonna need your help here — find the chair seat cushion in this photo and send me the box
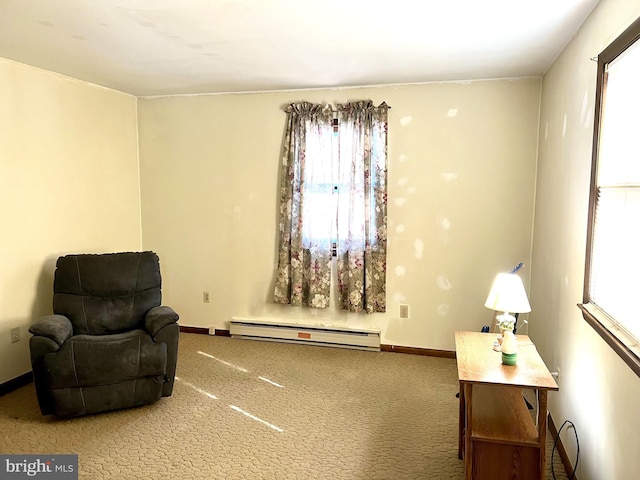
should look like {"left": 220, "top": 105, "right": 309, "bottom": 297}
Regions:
{"left": 44, "top": 330, "right": 167, "bottom": 389}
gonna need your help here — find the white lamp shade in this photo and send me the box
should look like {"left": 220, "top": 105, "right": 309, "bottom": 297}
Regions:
{"left": 484, "top": 273, "right": 531, "bottom": 313}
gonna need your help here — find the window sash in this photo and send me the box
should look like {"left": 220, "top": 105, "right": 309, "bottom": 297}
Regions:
{"left": 581, "top": 15, "right": 640, "bottom": 377}
{"left": 589, "top": 187, "right": 640, "bottom": 339}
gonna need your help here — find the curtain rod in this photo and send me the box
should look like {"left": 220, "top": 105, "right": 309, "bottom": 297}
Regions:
{"left": 283, "top": 101, "right": 391, "bottom": 113}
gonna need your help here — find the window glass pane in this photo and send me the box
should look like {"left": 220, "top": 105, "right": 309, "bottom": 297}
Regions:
{"left": 590, "top": 187, "right": 640, "bottom": 339}
{"left": 336, "top": 118, "right": 367, "bottom": 246}
{"left": 598, "top": 39, "right": 640, "bottom": 185}
{"left": 301, "top": 117, "right": 335, "bottom": 247}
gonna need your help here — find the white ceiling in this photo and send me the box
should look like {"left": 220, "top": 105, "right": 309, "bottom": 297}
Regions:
{"left": 0, "top": 0, "right": 600, "bottom": 97}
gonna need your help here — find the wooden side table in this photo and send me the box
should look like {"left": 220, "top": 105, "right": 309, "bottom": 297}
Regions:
{"left": 455, "top": 331, "right": 558, "bottom": 480}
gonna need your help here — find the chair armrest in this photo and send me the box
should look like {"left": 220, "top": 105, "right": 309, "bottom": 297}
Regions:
{"left": 145, "top": 306, "right": 179, "bottom": 337}
{"left": 29, "top": 315, "right": 73, "bottom": 346}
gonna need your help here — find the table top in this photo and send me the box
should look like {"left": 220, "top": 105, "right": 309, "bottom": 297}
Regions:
{"left": 455, "top": 331, "right": 559, "bottom": 390}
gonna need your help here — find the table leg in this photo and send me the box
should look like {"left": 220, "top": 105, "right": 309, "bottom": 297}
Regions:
{"left": 464, "top": 383, "right": 473, "bottom": 480}
{"left": 458, "top": 381, "right": 465, "bottom": 460}
{"left": 537, "top": 389, "right": 548, "bottom": 480}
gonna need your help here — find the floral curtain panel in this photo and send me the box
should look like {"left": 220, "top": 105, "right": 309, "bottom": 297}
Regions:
{"left": 273, "top": 102, "right": 335, "bottom": 308}
{"left": 336, "top": 101, "right": 389, "bottom": 313}
{"left": 273, "top": 100, "right": 389, "bottom": 314}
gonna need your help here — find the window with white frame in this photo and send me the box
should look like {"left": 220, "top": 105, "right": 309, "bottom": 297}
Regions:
{"left": 580, "top": 16, "right": 640, "bottom": 377}
{"left": 300, "top": 118, "right": 375, "bottom": 257}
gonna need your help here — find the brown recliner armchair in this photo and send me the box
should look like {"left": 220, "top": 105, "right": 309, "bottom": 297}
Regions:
{"left": 29, "top": 251, "right": 179, "bottom": 417}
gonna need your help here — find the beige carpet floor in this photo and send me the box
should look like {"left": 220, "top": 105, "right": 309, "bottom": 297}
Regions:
{"left": 0, "top": 333, "right": 568, "bottom": 479}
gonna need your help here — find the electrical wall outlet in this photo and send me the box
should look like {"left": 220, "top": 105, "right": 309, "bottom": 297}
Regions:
{"left": 203, "top": 291, "right": 211, "bottom": 303}
{"left": 10, "top": 327, "right": 20, "bottom": 343}
{"left": 400, "top": 304, "right": 410, "bottom": 319}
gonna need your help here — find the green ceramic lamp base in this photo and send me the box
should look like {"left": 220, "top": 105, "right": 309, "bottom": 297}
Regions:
{"left": 502, "top": 352, "right": 517, "bottom": 366}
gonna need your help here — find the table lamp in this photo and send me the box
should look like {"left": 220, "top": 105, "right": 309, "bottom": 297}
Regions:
{"left": 484, "top": 271, "right": 531, "bottom": 364}
{"left": 484, "top": 272, "right": 531, "bottom": 334}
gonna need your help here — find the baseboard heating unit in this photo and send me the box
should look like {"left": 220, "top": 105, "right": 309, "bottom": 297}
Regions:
{"left": 229, "top": 318, "right": 381, "bottom": 351}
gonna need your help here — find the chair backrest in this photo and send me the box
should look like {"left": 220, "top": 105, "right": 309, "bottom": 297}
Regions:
{"left": 53, "top": 251, "right": 162, "bottom": 335}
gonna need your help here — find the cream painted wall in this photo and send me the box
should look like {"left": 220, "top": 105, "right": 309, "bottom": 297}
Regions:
{"left": 0, "top": 59, "right": 142, "bottom": 384}
{"left": 531, "top": 0, "right": 640, "bottom": 479}
{"left": 138, "top": 78, "right": 541, "bottom": 351}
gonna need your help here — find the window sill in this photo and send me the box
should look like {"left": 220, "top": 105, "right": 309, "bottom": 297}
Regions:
{"left": 578, "top": 302, "right": 640, "bottom": 378}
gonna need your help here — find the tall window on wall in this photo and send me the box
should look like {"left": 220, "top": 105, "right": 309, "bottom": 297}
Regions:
{"left": 580, "top": 16, "right": 640, "bottom": 377}
{"left": 273, "top": 101, "right": 389, "bottom": 313}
